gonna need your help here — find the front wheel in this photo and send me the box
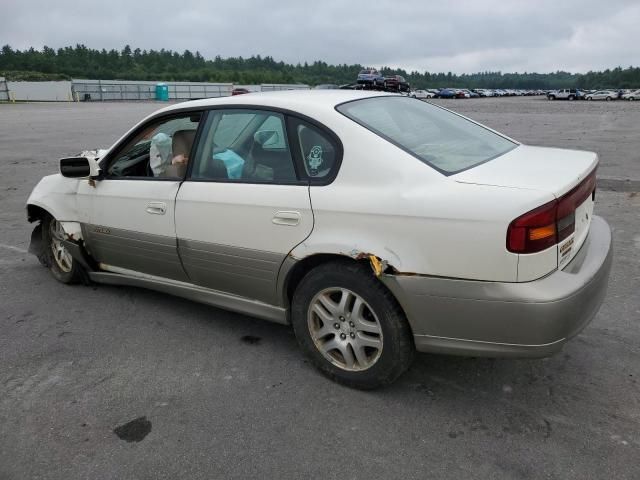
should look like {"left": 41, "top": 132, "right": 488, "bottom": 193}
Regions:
{"left": 41, "top": 215, "right": 84, "bottom": 284}
{"left": 606, "top": 96, "right": 611, "bottom": 101}
{"left": 291, "top": 261, "right": 414, "bottom": 389}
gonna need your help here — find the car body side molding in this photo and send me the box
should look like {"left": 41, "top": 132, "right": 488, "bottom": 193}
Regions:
{"left": 89, "top": 267, "right": 288, "bottom": 325}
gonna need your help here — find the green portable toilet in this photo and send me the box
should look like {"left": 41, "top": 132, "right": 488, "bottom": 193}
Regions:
{"left": 155, "top": 83, "right": 169, "bottom": 101}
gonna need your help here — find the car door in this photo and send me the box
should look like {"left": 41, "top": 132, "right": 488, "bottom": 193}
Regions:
{"left": 175, "top": 108, "right": 315, "bottom": 305}
{"left": 80, "top": 112, "right": 203, "bottom": 281}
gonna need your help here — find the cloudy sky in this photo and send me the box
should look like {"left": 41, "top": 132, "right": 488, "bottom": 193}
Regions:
{"left": 2, "top": 0, "right": 640, "bottom": 74}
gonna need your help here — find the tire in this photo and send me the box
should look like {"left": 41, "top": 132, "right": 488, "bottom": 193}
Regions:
{"left": 41, "top": 214, "right": 84, "bottom": 284}
{"left": 606, "top": 96, "right": 611, "bottom": 101}
{"left": 629, "top": 97, "right": 635, "bottom": 101}
{"left": 291, "top": 260, "right": 414, "bottom": 389}
{"left": 548, "top": 95, "right": 555, "bottom": 100}
{"left": 569, "top": 95, "right": 575, "bottom": 100}
{"left": 587, "top": 97, "right": 593, "bottom": 101}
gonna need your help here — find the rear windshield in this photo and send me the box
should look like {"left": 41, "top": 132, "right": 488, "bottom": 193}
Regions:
{"left": 337, "top": 96, "right": 517, "bottom": 174}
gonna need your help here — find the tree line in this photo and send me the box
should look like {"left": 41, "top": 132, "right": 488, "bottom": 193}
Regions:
{"left": 1, "top": 44, "right": 639, "bottom": 89}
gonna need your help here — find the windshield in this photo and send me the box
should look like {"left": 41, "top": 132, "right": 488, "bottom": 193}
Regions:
{"left": 337, "top": 96, "right": 517, "bottom": 174}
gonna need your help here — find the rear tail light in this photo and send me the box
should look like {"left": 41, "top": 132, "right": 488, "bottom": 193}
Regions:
{"left": 507, "top": 169, "right": 596, "bottom": 254}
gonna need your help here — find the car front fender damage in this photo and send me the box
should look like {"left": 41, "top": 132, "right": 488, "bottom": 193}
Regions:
{"left": 28, "top": 218, "right": 95, "bottom": 281}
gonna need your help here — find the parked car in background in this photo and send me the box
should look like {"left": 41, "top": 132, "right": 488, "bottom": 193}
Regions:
{"left": 357, "top": 69, "right": 385, "bottom": 87}
{"left": 410, "top": 89, "right": 434, "bottom": 99}
{"left": 383, "top": 75, "right": 410, "bottom": 92}
{"left": 622, "top": 89, "right": 640, "bottom": 100}
{"left": 455, "top": 89, "right": 470, "bottom": 99}
{"left": 231, "top": 88, "right": 251, "bottom": 96}
{"left": 547, "top": 89, "right": 579, "bottom": 100}
{"left": 27, "top": 90, "right": 611, "bottom": 389}
{"left": 436, "top": 88, "right": 456, "bottom": 98}
{"left": 585, "top": 90, "right": 617, "bottom": 101}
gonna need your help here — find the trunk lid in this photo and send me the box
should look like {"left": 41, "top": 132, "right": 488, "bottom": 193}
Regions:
{"left": 453, "top": 145, "right": 598, "bottom": 196}
{"left": 454, "top": 145, "right": 598, "bottom": 280}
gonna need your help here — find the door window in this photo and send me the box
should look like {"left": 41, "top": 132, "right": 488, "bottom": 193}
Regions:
{"left": 190, "top": 109, "right": 297, "bottom": 183}
{"left": 106, "top": 114, "right": 201, "bottom": 179}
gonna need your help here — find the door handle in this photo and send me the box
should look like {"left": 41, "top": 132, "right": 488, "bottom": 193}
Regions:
{"left": 272, "top": 211, "right": 301, "bottom": 226}
{"left": 146, "top": 202, "right": 166, "bottom": 215}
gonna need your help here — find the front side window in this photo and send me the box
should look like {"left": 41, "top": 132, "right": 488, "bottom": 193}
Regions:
{"left": 107, "top": 114, "right": 201, "bottom": 178}
{"left": 190, "top": 109, "right": 297, "bottom": 183}
{"left": 337, "top": 96, "right": 516, "bottom": 175}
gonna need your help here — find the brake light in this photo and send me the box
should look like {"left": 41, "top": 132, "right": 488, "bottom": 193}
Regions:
{"left": 507, "top": 169, "right": 596, "bottom": 254}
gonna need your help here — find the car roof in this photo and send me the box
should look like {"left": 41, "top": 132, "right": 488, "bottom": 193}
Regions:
{"left": 154, "top": 90, "right": 399, "bottom": 116}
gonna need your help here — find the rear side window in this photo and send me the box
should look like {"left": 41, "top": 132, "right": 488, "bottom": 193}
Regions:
{"left": 190, "top": 109, "right": 298, "bottom": 183}
{"left": 337, "top": 96, "right": 517, "bottom": 175}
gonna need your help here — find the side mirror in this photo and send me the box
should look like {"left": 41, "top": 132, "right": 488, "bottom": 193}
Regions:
{"left": 59, "top": 157, "right": 101, "bottom": 178}
{"left": 254, "top": 130, "right": 279, "bottom": 147}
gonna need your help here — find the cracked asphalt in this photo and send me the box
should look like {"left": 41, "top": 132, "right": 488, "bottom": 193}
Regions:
{"left": 0, "top": 97, "right": 639, "bottom": 479}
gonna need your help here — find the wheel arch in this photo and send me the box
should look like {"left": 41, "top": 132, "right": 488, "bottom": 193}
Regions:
{"left": 279, "top": 254, "right": 364, "bottom": 308}
{"left": 278, "top": 253, "right": 412, "bottom": 333}
{"left": 27, "top": 203, "right": 53, "bottom": 223}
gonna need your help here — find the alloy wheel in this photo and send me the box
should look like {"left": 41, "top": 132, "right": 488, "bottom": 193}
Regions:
{"left": 49, "top": 219, "right": 73, "bottom": 273}
{"left": 307, "top": 287, "right": 383, "bottom": 372}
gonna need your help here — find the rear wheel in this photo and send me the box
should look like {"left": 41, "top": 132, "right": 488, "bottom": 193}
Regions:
{"left": 41, "top": 215, "right": 83, "bottom": 284}
{"left": 606, "top": 96, "right": 611, "bottom": 101}
{"left": 548, "top": 95, "right": 555, "bottom": 100}
{"left": 629, "top": 97, "right": 635, "bottom": 101}
{"left": 291, "top": 261, "right": 414, "bottom": 389}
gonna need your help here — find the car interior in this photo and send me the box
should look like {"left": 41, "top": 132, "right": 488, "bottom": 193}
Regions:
{"left": 106, "top": 111, "right": 337, "bottom": 183}
{"left": 106, "top": 115, "right": 201, "bottom": 178}
{"left": 190, "top": 111, "right": 297, "bottom": 182}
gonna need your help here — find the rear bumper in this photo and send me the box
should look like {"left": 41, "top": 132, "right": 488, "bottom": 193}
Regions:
{"left": 382, "top": 216, "right": 613, "bottom": 357}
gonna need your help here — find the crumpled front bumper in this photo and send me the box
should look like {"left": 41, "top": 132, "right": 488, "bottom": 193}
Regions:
{"left": 382, "top": 215, "right": 613, "bottom": 357}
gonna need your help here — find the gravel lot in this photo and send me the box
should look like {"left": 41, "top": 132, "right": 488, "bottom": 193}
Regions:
{"left": 0, "top": 97, "right": 639, "bottom": 479}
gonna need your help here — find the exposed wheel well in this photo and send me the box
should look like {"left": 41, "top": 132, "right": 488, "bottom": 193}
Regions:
{"left": 27, "top": 204, "right": 52, "bottom": 223}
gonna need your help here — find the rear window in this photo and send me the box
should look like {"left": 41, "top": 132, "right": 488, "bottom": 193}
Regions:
{"left": 336, "top": 96, "right": 517, "bottom": 175}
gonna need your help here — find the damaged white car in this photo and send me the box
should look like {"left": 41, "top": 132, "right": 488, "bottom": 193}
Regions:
{"left": 27, "top": 91, "right": 612, "bottom": 389}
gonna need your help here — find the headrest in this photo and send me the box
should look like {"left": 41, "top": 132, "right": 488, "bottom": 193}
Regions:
{"left": 172, "top": 129, "right": 196, "bottom": 156}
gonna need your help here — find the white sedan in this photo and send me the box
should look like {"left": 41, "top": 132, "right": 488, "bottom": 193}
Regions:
{"left": 585, "top": 90, "right": 617, "bottom": 101}
{"left": 27, "top": 90, "right": 612, "bottom": 389}
{"left": 410, "top": 89, "right": 434, "bottom": 99}
{"left": 622, "top": 89, "right": 640, "bottom": 100}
